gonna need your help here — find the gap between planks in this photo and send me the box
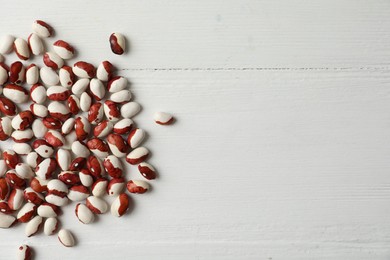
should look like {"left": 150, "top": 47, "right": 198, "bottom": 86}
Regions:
{"left": 120, "top": 66, "right": 390, "bottom": 72}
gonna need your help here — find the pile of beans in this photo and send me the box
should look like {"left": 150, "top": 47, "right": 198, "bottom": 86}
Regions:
{"left": 0, "top": 20, "right": 174, "bottom": 259}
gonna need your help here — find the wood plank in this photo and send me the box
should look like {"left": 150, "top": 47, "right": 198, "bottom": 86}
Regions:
{"left": 0, "top": 69, "right": 388, "bottom": 259}
{"left": 1, "top": 0, "right": 390, "bottom": 68}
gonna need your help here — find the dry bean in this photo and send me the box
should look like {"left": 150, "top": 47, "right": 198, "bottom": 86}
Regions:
{"left": 109, "top": 33, "right": 126, "bottom": 55}
{"left": 58, "top": 229, "right": 75, "bottom": 247}
{"left": 53, "top": 40, "right": 75, "bottom": 59}
{"left": 32, "top": 20, "right": 53, "bottom": 38}
{"left": 0, "top": 35, "right": 15, "bottom": 54}
{"left": 28, "top": 33, "right": 44, "bottom": 55}
{"left": 40, "top": 66, "right": 59, "bottom": 86}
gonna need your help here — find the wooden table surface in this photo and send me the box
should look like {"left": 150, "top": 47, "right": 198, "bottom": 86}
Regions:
{"left": 1, "top": 0, "right": 390, "bottom": 259}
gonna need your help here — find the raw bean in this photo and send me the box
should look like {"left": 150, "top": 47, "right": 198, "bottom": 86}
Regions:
{"left": 28, "top": 33, "right": 44, "bottom": 55}
{"left": 47, "top": 86, "right": 71, "bottom": 101}
{"left": 0, "top": 97, "right": 17, "bottom": 116}
{"left": 96, "top": 61, "right": 113, "bottom": 81}
{"left": 80, "top": 92, "right": 92, "bottom": 112}
{"left": 67, "top": 185, "right": 89, "bottom": 202}
{"left": 0, "top": 202, "right": 11, "bottom": 214}
{"left": 90, "top": 78, "right": 105, "bottom": 100}
{"left": 53, "top": 40, "right": 75, "bottom": 59}
{"left": 103, "top": 155, "right": 123, "bottom": 178}
{"left": 30, "top": 83, "right": 47, "bottom": 104}
{"left": 138, "top": 162, "right": 157, "bottom": 180}
{"left": 0, "top": 63, "right": 9, "bottom": 85}
{"left": 74, "top": 116, "right": 90, "bottom": 141}
{"left": 79, "top": 169, "right": 93, "bottom": 187}
{"left": 37, "top": 203, "right": 60, "bottom": 218}
{"left": 35, "top": 158, "right": 57, "bottom": 179}
{"left": 62, "top": 130, "right": 77, "bottom": 150}
{"left": 154, "top": 111, "right": 174, "bottom": 125}
{"left": 11, "top": 129, "right": 34, "bottom": 143}
{"left": 30, "top": 177, "right": 50, "bottom": 196}
{"left": 24, "top": 187, "right": 44, "bottom": 205}
{"left": 59, "top": 65, "right": 75, "bottom": 88}
{"left": 9, "top": 61, "right": 25, "bottom": 85}
{"left": 111, "top": 193, "right": 129, "bottom": 217}
{"left": 56, "top": 149, "right": 71, "bottom": 171}
{"left": 0, "top": 178, "right": 9, "bottom": 200}
{"left": 0, "top": 201, "right": 12, "bottom": 214}
{"left": 25, "top": 216, "right": 43, "bottom": 237}
{"left": 58, "top": 171, "right": 80, "bottom": 186}
{"left": 75, "top": 203, "right": 94, "bottom": 224}
{"left": 87, "top": 155, "right": 104, "bottom": 178}
{"left": 43, "top": 116, "right": 62, "bottom": 130}
{"left": 87, "top": 138, "right": 109, "bottom": 158}
{"left": 121, "top": 102, "right": 141, "bottom": 118}
{"left": 109, "top": 33, "right": 126, "bottom": 55}
{"left": 107, "top": 76, "right": 127, "bottom": 93}
{"left": 67, "top": 95, "right": 80, "bottom": 114}
{"left": 91, "top": 178, "right": 108, "bottom": 197}
{"left": 113, "top": 118, "right": 133, "bottom": 134}
{"left": 107, "top": 178, "right": 125, "bottom": 196}
{"left": 0, "top": 212, "right": 16, "bottom": 228}
{"left": 72, "top": 78, "right": 90, "bottom": 96}
{"left": 32, "top": 20, "right": 53, "bottom": 38}
{"left": 8, "top": 188, "right": 24, "bottom": 210}
{"left": 32, "top": 139, "right": 54, "bottom": 158}
{"left": 26, "top": 64, "right": 39, "bottom": 85}
{"left": 3, "top": 150, "right": 20, "bottom": 168}
{"left": 93, "top": 120, "right": 113, "bottom": 138}
{"left": 73, "top": 61, "right": 95, "bottom": 78}
{"left": 110, "top": 89, "right": 131, "bottom": 103}
{"left": 71, "top": 141, "right": 90, "bottom": 158}
{"left": 17, "top": 202, "right": 37, "bottom": 223}
{"left": 126, "top": 180, "right": 149, "bottom": 194}
{"left": 44, "top": 217, "right": 58, "bottom": 235}
{"left": 126, "top": 147, "right": 149, "bottom": 165}
{"left": 26, "top": 152, "right": 42, "bottom": 168}
{"left": 0, "top": 160, "right": 6, "bottom": 177}
{"left": 30, "top": 103, "right": 48, "bottom": 117}
{"left": 88, "top": 102, "right": 104, "bottom": 125}
{"left": 58, "top": 229, "right": 75, "bottom": 247}
{"left": 13, "top": 143, "right": 32, "bottom": 155}
{"left": 48, "top": 101, "right": 71, "bottom": 121}
{"left": 29, "top": 177, "right": 48, "bottom": 194}
{"left": 16, "top": 244, "right": 32, "bottom": 260}
{"left": 15, "top": 163, "right": 34, "bottom": 179}
{"left": 46, "top": 179, "right": 69, "bottom": 207}
{"left": 86, "top": 196, "right": 108, "bottom": 214}
{"left": 0, "top": 202, "right": 10, "bottom": 213}
{"left": 45, "top": 130, "right": 65, "bottom": 147}
{"left": 62, "top": 118, "right": 75, "bottom": 135}
{"left": 0, "top": 117, "right": 12, "bottom": 140}
{"left": 26, "top": 186, "right": 46, "bottom": 202}
{"left": 43, "top": 51, "right": 64, "bottom": 70}
{"left": 40, "top": 66, "right": 59, "bottom": 86}
{"left": 32, "top": 119, "right": 48, "bottom": 138}
{"left": 103, "top": 100, "right": 120, "bottom": 122}
{"left": 12, "top": 111, "right": 34, "bottom": 130}
{"left": 69, "top": 157, "right": 86, "bottom": 171}
{"left": 0, "top": 35, "right": 15, "bottom": 54}
{"left": 107, "top": 133, "right": 128, "bottom": 158}
{"left": 4, "top": 84, "right": 28, "bottom": 103}
{"left": 14, "top": 38, "right": 30, "bottom": 60}
{"left": 5, "top": 170, "right": 26, "bottom": 189}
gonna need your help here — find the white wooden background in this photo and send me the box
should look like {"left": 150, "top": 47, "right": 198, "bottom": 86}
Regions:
{"left": 1, "top": 0, "right": 390, "bottom": 259}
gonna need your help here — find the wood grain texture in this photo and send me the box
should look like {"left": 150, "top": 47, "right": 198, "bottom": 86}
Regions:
{"left": 0, "top": 0, "right": 389, "bottom": 259}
